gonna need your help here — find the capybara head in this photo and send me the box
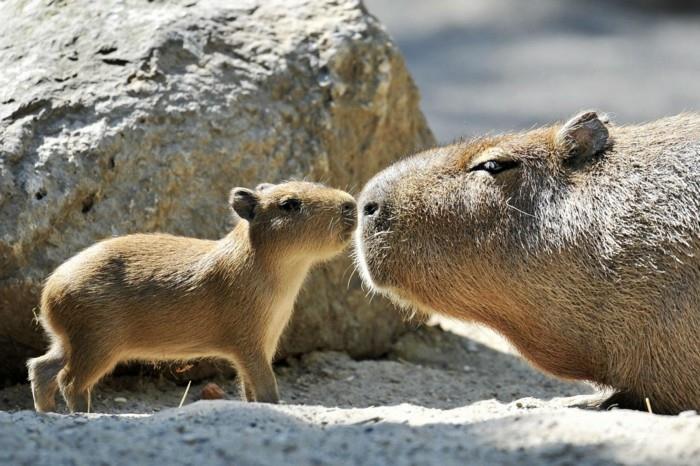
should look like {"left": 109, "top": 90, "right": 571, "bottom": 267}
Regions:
{"left": 231, "top": 181, "right": 357, "bottom": 259}
{"left": 355, "top": 111, "right": 612, "bottom": 317}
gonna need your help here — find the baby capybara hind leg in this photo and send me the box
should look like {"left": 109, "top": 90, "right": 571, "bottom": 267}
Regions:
{"left": 27, "top": 344, "right": 66, "bottom": 412}
{"left": 57, "top": 346, "right": 120, "bottom": 413}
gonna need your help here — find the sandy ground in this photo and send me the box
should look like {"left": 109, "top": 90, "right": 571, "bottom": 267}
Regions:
{"left": 2, "top": 322, "right": 699, "bottom": 465}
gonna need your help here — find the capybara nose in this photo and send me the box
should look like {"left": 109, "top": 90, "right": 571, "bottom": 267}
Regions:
{"left": 341, "top": 201, "right": 357, "bottom": 224}
{"left": 362, "top": 201, "right": 379, "bottom": 217}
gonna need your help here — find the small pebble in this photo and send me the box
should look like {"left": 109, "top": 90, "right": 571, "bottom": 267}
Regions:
{"left": 114, "top": 397, "right": 127, "bottom": 403}
{"left": 200, "top": 383, "right": 225, "bottom": 400}
{"left": 463, "top": 365, "right": 472, "bottom": 372}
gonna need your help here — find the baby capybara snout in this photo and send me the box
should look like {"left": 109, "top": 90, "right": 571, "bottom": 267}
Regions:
{"left": 340, "top": 200, "right": 357, "bottom": 226}
{"left": 28, "top": 181, "right": 357, "bottom": 413}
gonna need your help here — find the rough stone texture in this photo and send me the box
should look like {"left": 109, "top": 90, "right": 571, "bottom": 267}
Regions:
{"left": 0, "top": 0, "right": 435, "bottom": 383}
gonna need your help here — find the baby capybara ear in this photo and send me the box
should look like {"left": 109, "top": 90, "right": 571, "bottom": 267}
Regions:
{"left": 555, "top": 111, "right": 609, "bottom": 162}
{"left": 229, "top": 188, "right": 259, "bottom": 221}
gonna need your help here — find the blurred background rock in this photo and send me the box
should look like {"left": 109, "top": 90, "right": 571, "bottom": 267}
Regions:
{"left": 365, "top": 0, "right": 700, "bottom": 142}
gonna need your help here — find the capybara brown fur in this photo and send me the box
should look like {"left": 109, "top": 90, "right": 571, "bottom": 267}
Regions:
{"left": 355, "top": 111, "right": 700, "bottom": 414}
{"left": 28, "top": 181, "right": 356, "bottom": 412}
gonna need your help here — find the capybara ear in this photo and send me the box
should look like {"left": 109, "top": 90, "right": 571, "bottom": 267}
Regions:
{"left": 229, "top": 188, "right": 259, "bottom": 221}
{"left": 256, "top": 183, "right": 275, "bottom": 191}
{"left": 555, "top": 111, "right": 609, "bottom": 162}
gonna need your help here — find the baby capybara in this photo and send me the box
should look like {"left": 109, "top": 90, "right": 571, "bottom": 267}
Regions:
{"left": 28, "top": 181, "right": 356, "bottom": 412}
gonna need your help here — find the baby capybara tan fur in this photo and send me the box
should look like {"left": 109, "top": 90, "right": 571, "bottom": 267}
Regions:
{"left": 355, "top": 112, "right": 700, "bottom": 414}
{"left": 28, "top": 181, "right": 356, "bottom": 412}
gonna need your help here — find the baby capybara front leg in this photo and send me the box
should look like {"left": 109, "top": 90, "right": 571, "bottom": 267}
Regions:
{"left": 27, "top": 344, "right": 66, "bottom": 412}
{"left": 238, "top": 375, "right": 255, "bottom": 402}
{"left": 235, "top": 352, "right": 279, "bottom": 404}
{"left": 57, "top": 366, "right": 91, "bottom": 413}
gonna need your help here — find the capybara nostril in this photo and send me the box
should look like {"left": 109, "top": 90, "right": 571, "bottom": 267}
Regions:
{"left": 363, "top": 201, "right": 379, "bottom": 217}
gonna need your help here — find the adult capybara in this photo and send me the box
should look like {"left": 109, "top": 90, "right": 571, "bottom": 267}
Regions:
{"left": 28, "top": 181, "right": 356, "bottom": 412}
{"left": 355, "top": 111, "right": 700, "bottom": 414}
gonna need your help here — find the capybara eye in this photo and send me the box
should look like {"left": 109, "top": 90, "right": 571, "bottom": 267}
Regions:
{"left": 471, "top": 159, "right": 519, "bottom": 175}
{"left": 280, "top": 198, "right": 302, "bottom": 212}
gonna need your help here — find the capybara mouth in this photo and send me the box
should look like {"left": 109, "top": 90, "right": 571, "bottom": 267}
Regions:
{"left": 353, "top": 224, "right": 391, "bottom": 291}
{"left": 354, "top": 191, "right": 393, "bottom": 291}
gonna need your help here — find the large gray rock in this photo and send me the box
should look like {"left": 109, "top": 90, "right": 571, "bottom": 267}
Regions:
{"left": 0, "top": 0, "right": 435, "bottom": 383}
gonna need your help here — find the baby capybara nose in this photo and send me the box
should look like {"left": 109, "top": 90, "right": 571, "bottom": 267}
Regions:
{"left": 362, "top": 201, "right": 379, "bottom": 217}
{"left": 341, "top": 200, "right": 357, "bottom": 224}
